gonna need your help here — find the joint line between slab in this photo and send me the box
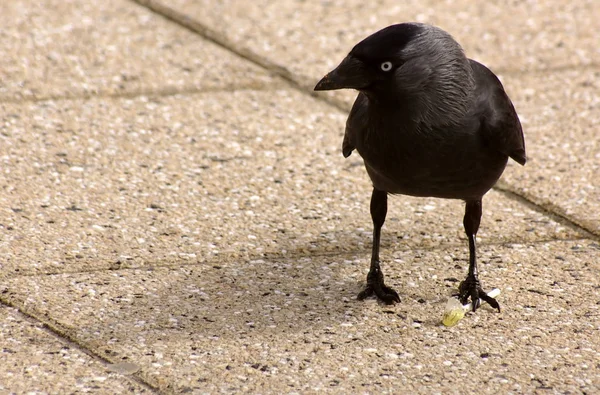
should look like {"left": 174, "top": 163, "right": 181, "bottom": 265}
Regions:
{"left": 0, "top": 296, "right": 163, "bottom": 394}
{"left": 0, "top": 83, "right": 282, "bottom": 105}
{"left": 128, "top": 0, "right": 342, "bottom": 108}
{"left": 495, "top": 181, "right": 599, "bottom": 240}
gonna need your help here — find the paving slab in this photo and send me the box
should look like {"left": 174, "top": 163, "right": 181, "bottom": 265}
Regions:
{"left": 2, "top": 2, "right": 598, "bottom": 393}
{"left": 141, "top": 0, "right": 600, "bottom": 87}
{"left": 0, "top": 305, "right": 151, "bottom": 393}
{"left": 500, "top": 68, "right": 600, "bottom": 235}
{"left": 0, "top": 89, "right": 581, "bottom": 277}
{"left": 0, "top": 0, "right": 274, "bottom": 101}
{"left": 2, "top": 240, "right": 598, "bottom": 393}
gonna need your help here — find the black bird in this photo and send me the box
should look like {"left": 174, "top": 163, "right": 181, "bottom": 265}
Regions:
{"left": 314, "top": 23, "right": 526, "bottom": 311}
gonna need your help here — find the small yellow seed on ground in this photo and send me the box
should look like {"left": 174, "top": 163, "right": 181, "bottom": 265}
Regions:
{"left": 442, "top": 297, "right": 466, "bottom": 327}
{"left": 441, "top": 289, "right": 501, "bottom": 327}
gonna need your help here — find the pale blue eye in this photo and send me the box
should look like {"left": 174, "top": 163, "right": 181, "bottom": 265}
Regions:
{"left": 380, "top": 61, "right": 393, "bottom": 71}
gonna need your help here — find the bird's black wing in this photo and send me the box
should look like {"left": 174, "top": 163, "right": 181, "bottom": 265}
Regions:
{"left": 470, "top": 59, "right": 526, "bottom": 166}
{"left": 343, "top": 92, "right": 369, "bottom": 158}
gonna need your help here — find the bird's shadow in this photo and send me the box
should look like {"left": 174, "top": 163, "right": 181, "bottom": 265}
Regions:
{"left": 84, "top": 256, "right": 369, "bottom": 342}
{"left": 91, "top": 240, "right": 462, "bottom": 346}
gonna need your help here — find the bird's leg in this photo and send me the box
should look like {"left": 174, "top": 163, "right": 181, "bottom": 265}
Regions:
{"left": 357, "top": 188, "right": 400, "bottom": 304}
{"left": 459, "top": 200, "right": 500, "bottom": 312}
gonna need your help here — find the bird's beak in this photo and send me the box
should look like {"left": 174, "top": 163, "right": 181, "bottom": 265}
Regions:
{"left": 314, "top": 55, "right": 369, "bottom": 91}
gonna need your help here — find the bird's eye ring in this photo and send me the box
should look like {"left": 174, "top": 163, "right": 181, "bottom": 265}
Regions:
{"left": 380, "top": 61, "right": 393, "bottom": 72}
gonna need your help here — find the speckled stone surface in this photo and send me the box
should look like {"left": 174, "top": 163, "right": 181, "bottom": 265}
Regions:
{"left": 0, "top": 305, "right": 150, "bottom": 393}
{"left": 1, "top": 0, "right": 599, "bottom": 393}
{"left": 0, "top": 0, "right": 274, "bottom": 101}
{"left": 2, "top": 241, "right": 599, "bottom": 393}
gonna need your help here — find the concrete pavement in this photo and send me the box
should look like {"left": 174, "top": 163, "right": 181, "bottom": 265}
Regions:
{"left": 1, "top": 0, "right": 599, "bottom": 393}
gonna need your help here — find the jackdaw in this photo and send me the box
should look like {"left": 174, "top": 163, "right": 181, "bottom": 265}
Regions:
{"left": 314, "top": 23, "right": 526, "bottom": 311}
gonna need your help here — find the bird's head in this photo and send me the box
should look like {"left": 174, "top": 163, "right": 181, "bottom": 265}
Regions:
{"left": 315, "top": 23, "right": 475, "bottom": 126}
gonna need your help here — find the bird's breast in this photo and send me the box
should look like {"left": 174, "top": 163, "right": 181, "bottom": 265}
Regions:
{"left": 355, "top": 125, "right": 507, "bottom": 200}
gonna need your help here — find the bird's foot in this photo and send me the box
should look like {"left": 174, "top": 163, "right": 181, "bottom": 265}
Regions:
{"left": 357, "top": 264, "right": 400, "bottom": 304}
{"left": 459, "top": 275, "right": 500, "bottom": 312}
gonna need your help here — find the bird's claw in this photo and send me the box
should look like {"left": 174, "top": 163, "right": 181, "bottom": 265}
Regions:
{"left": 357, "top": 264, "right": 401, "bottom": 304}
{"left": 459, "top": 276, "right": 500, "bottom": 312}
